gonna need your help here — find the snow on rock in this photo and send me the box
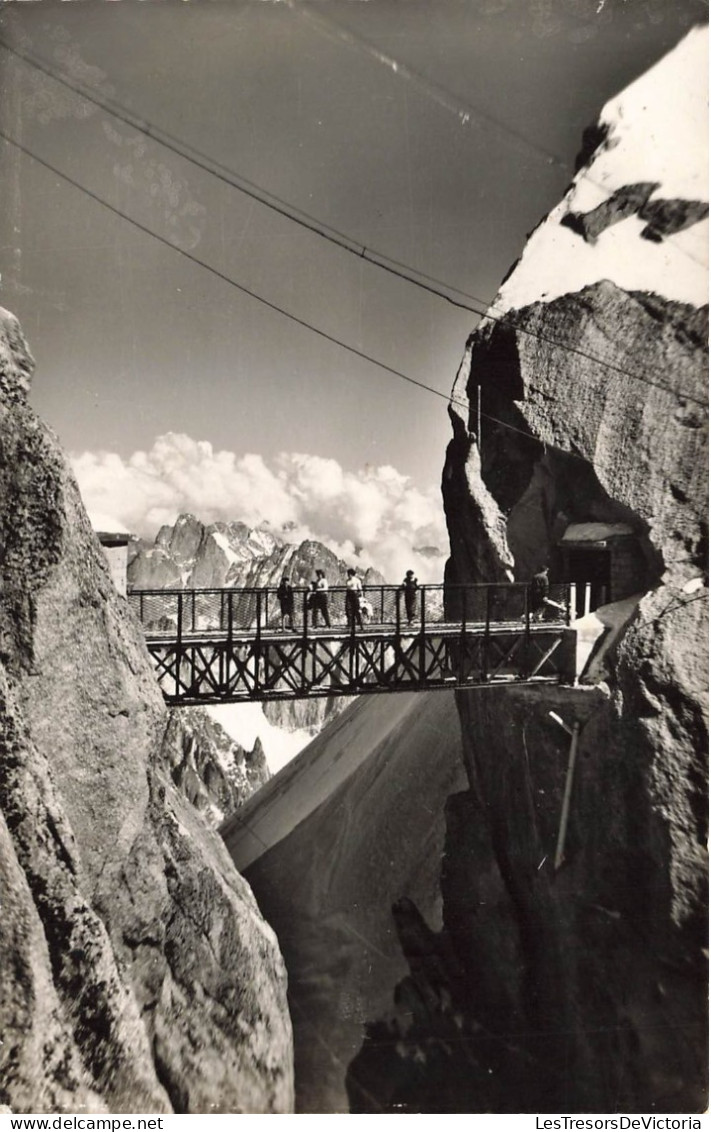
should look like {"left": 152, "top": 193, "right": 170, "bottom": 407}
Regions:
{"left": 561, "top": 521, "right": 634, "bottom": 542}
{"left": 573, "top": 592, "right": 643, "bottom": 680}
{"left": 207, "top": 702, "right": 312, "bottom": 776}
{"left": 494, "top": 27, "right": 708, "bottom": 314}
{"left": 210, "top": 529, "right": 240, "bottom": 564}
{"left": 88, "top": 511, "right": 131, "bottom": 535}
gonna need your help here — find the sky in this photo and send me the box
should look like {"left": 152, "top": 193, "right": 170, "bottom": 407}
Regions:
{"left": 0, "top": 0, "right": 706, "bottom": 579}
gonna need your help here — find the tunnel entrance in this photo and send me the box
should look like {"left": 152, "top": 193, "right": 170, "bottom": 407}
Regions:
{"left": 555, "top": 523, "right": 648, "bottom": 617}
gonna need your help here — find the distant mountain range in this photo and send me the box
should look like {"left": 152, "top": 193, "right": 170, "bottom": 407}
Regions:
{"left": 128, "top": 513, "right": 385, "bottom": 591}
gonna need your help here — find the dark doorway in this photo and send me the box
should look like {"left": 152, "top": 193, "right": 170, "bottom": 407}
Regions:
{"left": 563, "top": 546, "right": 611, "bottom": 616}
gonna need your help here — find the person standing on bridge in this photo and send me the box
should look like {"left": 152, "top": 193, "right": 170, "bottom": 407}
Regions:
{"left": 345, "top": 568, "right": 364, "bottom": 632}
{"left": 401, "top": 570, "right": 419, "bottom": 625}
{"left": 530, "top": 564, "right": 550, "bottom": 621}
{"left": 312, "top": 569, "right": 331, "bottom": 628}
{"left": 277, "top": 572, "right": 295, "bottom": 630}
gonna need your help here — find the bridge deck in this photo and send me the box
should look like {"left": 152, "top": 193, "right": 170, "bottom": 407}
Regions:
{"left": 137, "top": 617, "right": 576, "bottom": 705}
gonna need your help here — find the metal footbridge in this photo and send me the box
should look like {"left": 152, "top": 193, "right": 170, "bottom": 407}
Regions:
{"left": 128, "top": 582, "right": 577, "bottom": 707}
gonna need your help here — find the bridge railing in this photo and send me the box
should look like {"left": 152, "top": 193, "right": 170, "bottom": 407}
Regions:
{"left": 128, "top": 581, "right": 572, "bottom": 639}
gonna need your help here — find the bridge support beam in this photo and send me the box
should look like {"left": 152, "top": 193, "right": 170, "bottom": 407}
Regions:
{"left": 142, "top": 624, "right": 576, "bottom": 707}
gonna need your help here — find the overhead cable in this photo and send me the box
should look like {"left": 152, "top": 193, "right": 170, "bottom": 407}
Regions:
{"left": 1, "top": 39, "right": 706, "bottom": 407}
{"left": 0, "top": 127, "right": 618, "bottom": 453}
{"left": 1, "top": 129, "right": 707, "bottom": 448}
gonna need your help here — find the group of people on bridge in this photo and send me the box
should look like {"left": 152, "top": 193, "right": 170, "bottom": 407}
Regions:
{"left": 275, "top": 569, "right": 419, "bottom": 632}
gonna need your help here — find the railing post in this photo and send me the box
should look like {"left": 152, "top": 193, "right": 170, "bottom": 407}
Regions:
{"left": 255, "top": 590, "right": 263, "bottom": 692}
{"left": 139, "top": 592, "right": 144, "bottom": 625}
{"left": 459, "top": 584, "right": 467, "bottom": 683}
{"left": 419, "top": 585, "right": 426, "bottom": 685}
{"left": 227, "top": 589, "right": 233, "bottom": 646}
{"left": 176, "top": 591, "right": 184, "bottom": 698}
{"left": 302, "top": 588, "right": 310, "bottom": 691}
{"left": 380, "top": 585, "right": 385, "bottom": 625}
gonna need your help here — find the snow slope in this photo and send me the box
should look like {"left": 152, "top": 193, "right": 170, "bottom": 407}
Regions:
{"left": 494, "top": 26, "right": 708, "bottom": 314}
{"left": 223, "top": 691, "right": 466, "bottom": 1113}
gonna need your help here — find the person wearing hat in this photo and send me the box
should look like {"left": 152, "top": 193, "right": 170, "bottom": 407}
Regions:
{"left": 276, "top": 572, "right": 295, "bottom": 630}
{"left": 401, "top": 570, "right": 419, "bottom": 624}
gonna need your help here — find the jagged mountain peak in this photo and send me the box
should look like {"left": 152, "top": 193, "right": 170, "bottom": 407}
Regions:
{"left": 129, "top": 516, "right": 385, "bottom": 591}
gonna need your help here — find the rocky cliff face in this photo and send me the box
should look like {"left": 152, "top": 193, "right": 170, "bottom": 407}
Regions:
{"left": 348, "top": 29, "right": 708, "bottom": 1113}
{"left": 161, "top": 708, "right": 269, "bottom": 826}
{"left": 0, "top": 308, "right": 293, "bottom": 1113}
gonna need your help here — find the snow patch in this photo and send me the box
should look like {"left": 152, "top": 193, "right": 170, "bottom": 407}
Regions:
{"left": 211, "top": 530, "right": 240, "bottom": 564}
{"left": 88, "top": 511, "right": 130, "bottom": 535}
{"left": 575, "top": 594, "right": 642, "bottom": 680}
{"left": 495, "top": 27, "right": 708, "bottom": 314}
{"left": 562, "top": 522, "right": 634, "bottom": 543}
{"left": 207, "top": 702, "right": 312, "bottom": 774}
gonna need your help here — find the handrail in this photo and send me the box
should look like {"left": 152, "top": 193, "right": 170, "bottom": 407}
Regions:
{"left": 127, "top": 581, "right": 527, "bottom": 596}
{"left": 127, "top": 580, "right": 573, "bottom": 640}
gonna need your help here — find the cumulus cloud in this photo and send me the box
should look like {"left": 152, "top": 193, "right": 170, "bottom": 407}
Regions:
{"left": 72, "top": 432, "right": 448, "bottom": 581}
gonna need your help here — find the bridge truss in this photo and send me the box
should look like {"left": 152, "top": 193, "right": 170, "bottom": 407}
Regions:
{"left": 129, "top": 582, "right": 577, "bottom": 706}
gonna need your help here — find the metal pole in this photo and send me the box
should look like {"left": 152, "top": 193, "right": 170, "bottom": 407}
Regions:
{"left": 176, "top": 591, "right": 183, "bottom": 699}
{"left": 302, "top": 588, "right": 309, "bottom": 691}
{"left": 554, "top": 722, "right": 580, "bottom": 870}
{"left": 255, "top": 590, "right": 262, "bottom": 693}
{"left": 225, "top": 592, "right": 232, "bottom": 698}
{"left": 419, "top": 585, "right": 426, "bottom": 686}
{"left": 459, "top": 584, "right": 467, "bottom": 682}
